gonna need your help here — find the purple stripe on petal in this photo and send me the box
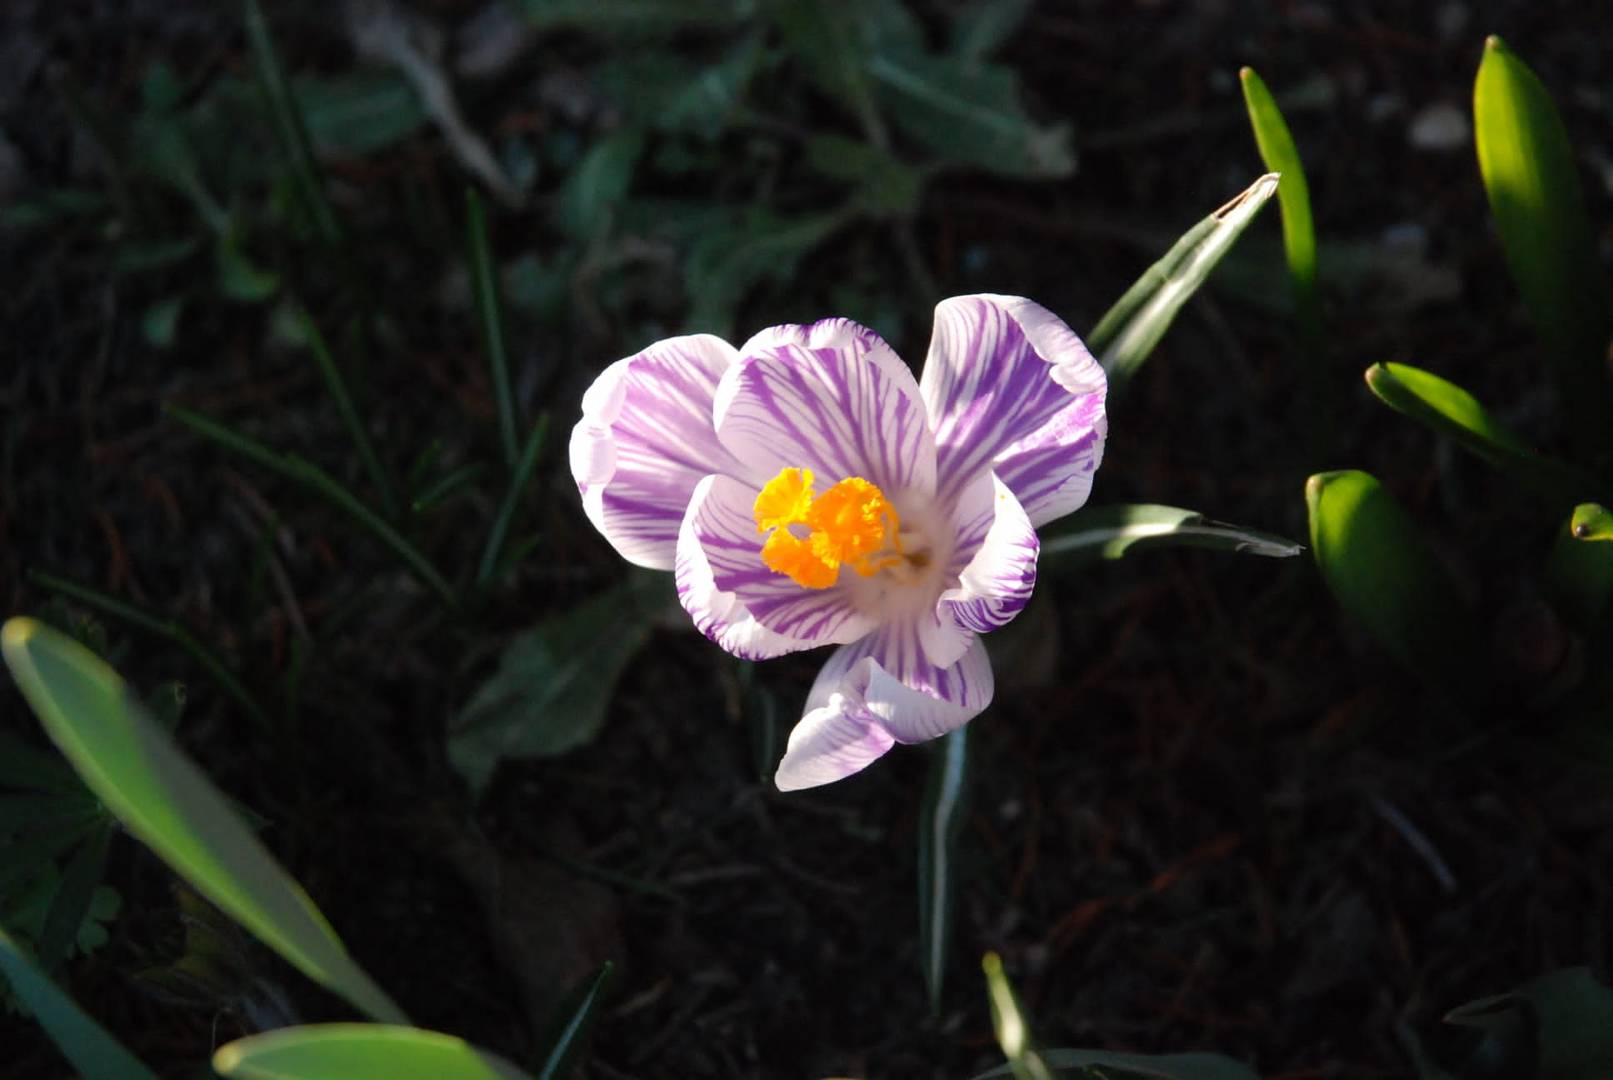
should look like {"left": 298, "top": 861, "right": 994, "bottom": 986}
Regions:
{"left": 780, "top": 623, "right": 993, "bottom": 785}
{"left": 773, "top": 704, "right": 896, "bottom": 792}
{"left": 675, "top": 475, "right": 820, "bottom": 661}
{"left": 919, "top": 295, "right": 1107, "bottom": 525}
{"left": 937, "top": 471, "right": 1039, "bottom": 638}
{"left": 571, "top": 335, "right": 748, "bottom": 569}
{"left": 683, "top": 474, "right": 876, "bottom": 649}
{"left": 715, "top": 319, "right": 937, "bottom": 498}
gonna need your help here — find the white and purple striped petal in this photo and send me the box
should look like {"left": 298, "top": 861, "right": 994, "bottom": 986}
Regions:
{"left": 571, "top": 335, "right": 747, "bottom": 570}
{"left": 775, "top": 627, "right": 993, "bottom": 790}
{"left": 939, "top": 471, "right": 1038, "bottom": 637}
{"left": 715, "top": 319, "right": 937, "bottom": 497}
{"left": 677, "top": 473, "right": 876, "bottom": 654}
{"left": 919, "top": 295, "right": 1107, "bottom": 526}
{"left": 771, "top": 704, "right": 896, "bottom": 793}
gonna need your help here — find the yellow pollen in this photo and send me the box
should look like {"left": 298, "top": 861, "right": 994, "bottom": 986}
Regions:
{"left": 753, "top": 467, "right": 903, "bottom": 589}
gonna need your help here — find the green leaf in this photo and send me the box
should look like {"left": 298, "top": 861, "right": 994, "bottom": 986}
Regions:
{"left": 951, "top": 0, "right": 1034, "bottom": 60}
{"left": 1474, "top": 36, "right": 1611, "bottom": 437}
{"left": 554, "top": 130, "right": 644, "bottom": 239}
{"left": 981, "top": 952, "right": 1053, "bottom": 1080}
{"left": 1441, "top": 968, "right": 1613, "bottom": 1080}
{"left": 738, "top": 661, "right": 781, "bottom": 783}
{"left": 163, "top": 407, "right": 456, "bottom": 608}
{"left": 0, "top": 187, "right": 107, "bottom": 232}
{"left": 0, "top": 925, "right": 160, "bottom": 1080}
{"left": 448, "top": 581, "right": 655, "bottom": 795}
{"left": 28, "top": 569, "right": 270, "bottom": 728}
{"left": 476, "top": 415, "right": 550, "bottom": 590}
{"left": 213, "top": 1024, "right": 531, "bottom": 1080}
{"left": 245, "top": 0, "right": 343, "bottom": 245}
{"left": 1305, "top": 471, "right": 1479, "bottom": 690}
{"left": 34, "top": 822, "right": 112, "bottom": 973}
{"left": 216, "top": 229, "right": 281, "bottom": 303}
{"left": 1571, "top": 503, "right": 1613, "bottom": 541}
{"left": 1545, "top": 506, "right": 1613, "bottom": 631}
{"left": 1239, "top": 66, "right": 1320, "bottom": 340}
{"left": 1364, "top": 361, "right": 1600, "bottom": 507}
{"left": 972, "top": 1049, "right": 1260, "bottom": 1080}
{"left": 594, "top": 39, "right": 761, "bottom": 139}
{"left": 534, "top": 961, "right": 614, "bottom": 1080}
{"left": 684, "top": 208, "right": 851, "bottom": 335}
{"left": 292, "top": 71, "right": 429, "bottom": 161}
{"left": 804, "top": 135, "right": 923, "bottom": 216}
{"left": 1, "top": 618, "right": 407, "bottom": 1024}
{"left": 520, "top": 0, "right": 743, "bottom": 35}
{"left": 141, "top": 296, "right": 187, "bottom": 349}
{"left": 295, "top": 307, "right": 398, "bottom": 518}
{"left": 466, "top": 188, "right": 521, "bottom": 469}
{"left": 1088, "top": 174, "right": 1279, "bottom": 392}
{"left": 917, "top": 727, "right": 969, "bottom": 1016}
{"left": 1041, "top": 503, "right": 1303, "bottom": 565}
{"left": 115, "top": 236, "right": 203, "bottom": 275}
{"left": 774, "top": 0, "right": 883, "bottom": 134}
{"left": 869, "top": 49, "right": 1073, "bottom": 178}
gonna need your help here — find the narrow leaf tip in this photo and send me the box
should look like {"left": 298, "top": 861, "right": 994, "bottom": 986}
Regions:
{"left": 1, "top": 616, "right": 35, "bottom": 650}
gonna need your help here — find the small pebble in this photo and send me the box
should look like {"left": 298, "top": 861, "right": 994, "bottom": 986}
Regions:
{"left": 1408, "top": 103, "right": 1470, "bottom": 151}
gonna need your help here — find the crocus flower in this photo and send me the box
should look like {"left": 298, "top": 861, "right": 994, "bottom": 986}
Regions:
{"left": 570, "top": 295, "right": 1106, "bottom": 790}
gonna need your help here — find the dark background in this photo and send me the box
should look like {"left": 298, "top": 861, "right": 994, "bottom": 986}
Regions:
{"left": 3, "top": 1, "right": 1610, "bottom": 1077}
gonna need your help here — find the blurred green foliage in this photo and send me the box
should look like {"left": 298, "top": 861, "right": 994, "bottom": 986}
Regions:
{"left": 1302, "top": 38, "right": 1613, "bottom": 743}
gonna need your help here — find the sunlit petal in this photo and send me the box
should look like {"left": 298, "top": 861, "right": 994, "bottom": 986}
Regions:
{"left": 570, "top": 335, "right": 746, "bottom": 569}
{"left": 678, "top": 474, "right": 875, "bottom": 654}
{"left": 775, "top": 627, "right": 993, "bottom": 790}
{"left": 939, "top": 471, "right": 1039, "bottom": 637}
{"left": 919, "top": 295, "right": 1106, "bottom": 525}
{"left": 715, "top": 318, "right": 937, "bottom": 498}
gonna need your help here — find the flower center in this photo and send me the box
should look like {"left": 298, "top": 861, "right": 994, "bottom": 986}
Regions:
{"left": 753, "top": 467, "right": 906, "bottom": 589}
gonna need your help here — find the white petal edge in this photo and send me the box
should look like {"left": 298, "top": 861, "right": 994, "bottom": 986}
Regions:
{"left": 570, "top": 334, "right": 741, "bottom": 570}
{"left": 937, "top": 471, "right": 1039, "bottom": 638}
{"left": 713, "top": 317, "right": 938, "bottom": 499}
{"left": 918, "top": 294, "right": 1107, "bottom": 526}
{"left": 775, "top": 631, "right": 993, "bottom": 791}
{"left": 674, "top": 474, "right": 821, "bottom": 661}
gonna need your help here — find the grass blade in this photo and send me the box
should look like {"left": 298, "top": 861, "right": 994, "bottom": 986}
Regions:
{"left": 296, "top": 307, "right": 398, "bottom": 519}
{"left": 34, "top": 821, "right": 113, "bottom": 973}
{"left": 243, "top": 0, "right": 342, "bottom": 247}
{"left": 534, "top": 961, "right": 614, "bottom": 1080}
{"left": 165, "top": 404, "right": 456, "bottom": 608}
{"left": 982, "top": 952, "right": 1052, "bottom": 1080}
{"left": 476, "top": 415, "right": 550, "bottom": 591}
{"left": 1239, "top": 67, "right": 1320, "bottom": 339}
{"left": 413, "top": 462, "right": 490, "bottom": 513}
{"left": 2, "top": 618, "right": 408, "bottom": 1024}
{"left": 0, "top": 926, "right": 160, "bottom": 1080}
{"left": 1041, "top": 503, "right": 1303, "bottom": 565}
{"left": 214, "top": 1024, "right": 532, "bottom": 1080}
{"left": 1474, "top": 36, "right": 1611, "bottom": 441}
{"left": 466, "top": 188, "right": 521, "bottom": 469}
{"left": 1364, "top": 361, "right": 1602, "bottom": 507}
{"left": 1088, "top": 174, "right": 1279, "bottom": 393}
{"left": 1305, "top": 471, "right": 1481, "bottom": 695}
{"left": 918, "top": 726, "right": 969, "bottom": 1016}
{"left": 28, "top": 569, "right": 268, "bottom": 729}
